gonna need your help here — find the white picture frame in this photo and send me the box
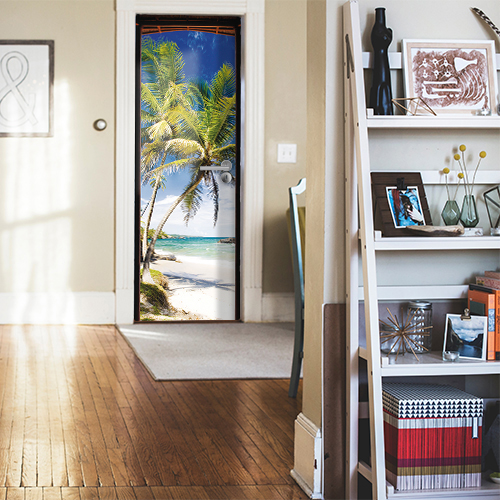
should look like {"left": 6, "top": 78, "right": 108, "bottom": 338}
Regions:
{"left": 442, "top": 313, "right": 487, "bottom": 360}
{"left": 0, "top": 40, "right": 54, "bottom": 136}
{"left": 402, "top": 39, "right": 498, "bottom": 115}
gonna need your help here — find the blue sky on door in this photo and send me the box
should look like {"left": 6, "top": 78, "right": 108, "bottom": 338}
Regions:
{"left": 141, "top": 30, "right": 237, "bottom": 238}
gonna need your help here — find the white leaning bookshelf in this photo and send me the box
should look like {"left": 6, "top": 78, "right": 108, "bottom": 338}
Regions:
{"left": 343, "top": 1, "right": 500, "bottom": 499}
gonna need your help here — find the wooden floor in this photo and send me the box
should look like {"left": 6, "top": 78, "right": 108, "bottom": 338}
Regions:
{"left": 0, "top": 325, "right": 306, "bottom": 500}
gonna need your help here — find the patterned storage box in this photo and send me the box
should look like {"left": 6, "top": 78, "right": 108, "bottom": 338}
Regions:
{"left": 383, "top": 383, "right": 483, "bottom": 491}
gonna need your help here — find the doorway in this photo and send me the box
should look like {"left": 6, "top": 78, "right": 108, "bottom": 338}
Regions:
{"left": 115, "top": 0, "right": 265, "bottom": 325}
{"left": 135, "top": 16, "right": 241, "bottom": 322}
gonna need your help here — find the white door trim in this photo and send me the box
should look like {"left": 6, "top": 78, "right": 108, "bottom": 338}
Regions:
{"left": 115, "top": 0, "right": 265, "bottom": 323}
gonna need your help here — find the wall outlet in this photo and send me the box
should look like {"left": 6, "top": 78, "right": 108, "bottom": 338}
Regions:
{"left": 277, "top": 143, "right": 297, "bottom": 163}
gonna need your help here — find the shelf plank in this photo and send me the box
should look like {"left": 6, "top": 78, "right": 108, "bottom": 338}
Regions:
{"left": 367, "top": 116, "right": 500, "bottom": 129}
{"left": 386, "top": 480, "right": 500, "bottom": 499}
{"left": 359, "top": 462, "right": 500, "bottom": 499}
{"left": 359, "top": 285, "right": 468, "bottom": 301}
{"left": 373, "top": 235, "right": 500, "bottom": 251}
{"left": 379, "top": 351, "right": 500, "bottom": 376}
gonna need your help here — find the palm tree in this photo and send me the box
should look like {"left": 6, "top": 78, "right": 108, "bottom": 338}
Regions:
{"left": 142, "top": 63, "right": 237, "bottom": 279}
{"left": 141, "top": 170, "right": 167, "bottom": 260}
{"left": 140, "top": 38, "right": 191, "bottom": 283}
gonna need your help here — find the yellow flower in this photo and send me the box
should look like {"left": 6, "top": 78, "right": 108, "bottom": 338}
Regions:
{"left": 454, "top": 153, "right": 460, "bottom": 161}
{"left": 480, "top": 151, "right": 487, "bottom": 158}
{"left": 458, "top": 172, "right": 464, "bottom": 179}
{"left": 459, "top": 144, "right": 466, "bottom": 152}
{"left": 443, "top": 167, "right": 450, "bottom": 174}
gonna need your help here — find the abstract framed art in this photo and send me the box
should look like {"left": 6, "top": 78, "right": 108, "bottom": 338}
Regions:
{"left": 0, "top": 40, "right": 54, "bottom": 137}
{"left": 402, "top": 39, "right": 498, "bottom": 115}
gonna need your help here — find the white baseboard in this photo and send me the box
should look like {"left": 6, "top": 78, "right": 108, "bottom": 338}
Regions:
{"left": 291, "top": 412, "right": 323, "bottom": 499}
{"left": 0, "top": 292, "right": 115, "bottom": 324}
{"left": 262, "top": 292, "right": 294, "bottom": 322}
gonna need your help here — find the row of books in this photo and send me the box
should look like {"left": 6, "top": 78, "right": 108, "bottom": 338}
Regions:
{"left": 383, "top": 383, "right": 483, "bottom": 491}
{"left": 469, "top": 270, "right": 500, "bottom": 360}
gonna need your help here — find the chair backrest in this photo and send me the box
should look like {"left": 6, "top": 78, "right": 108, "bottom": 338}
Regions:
{"left": 288, "top": 178, "right": 306, "bottom": 306}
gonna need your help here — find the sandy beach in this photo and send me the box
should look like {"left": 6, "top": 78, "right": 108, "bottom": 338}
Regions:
{"left": 151, "top": 255, "right": 236, "bottom": 320}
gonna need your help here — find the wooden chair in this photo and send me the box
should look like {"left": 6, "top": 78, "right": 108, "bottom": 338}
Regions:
{"left": 287, "top": 178, "right": 306, "bottom": 398}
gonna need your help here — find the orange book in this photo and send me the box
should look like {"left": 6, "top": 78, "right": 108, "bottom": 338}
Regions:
{"left": 468, "top": 286, "right": 496, "bottom": 360}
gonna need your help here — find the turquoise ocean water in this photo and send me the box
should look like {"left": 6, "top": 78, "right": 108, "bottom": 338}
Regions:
{"left": 155, "top": 236, "right": 235, "bottom": 262}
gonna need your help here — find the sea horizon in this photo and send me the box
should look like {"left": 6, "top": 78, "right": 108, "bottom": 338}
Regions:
{"left": 154, "top": 235, "right": 236, "bottom": 262}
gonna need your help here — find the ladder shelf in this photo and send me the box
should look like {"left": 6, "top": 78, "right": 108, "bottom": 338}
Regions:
{"left": 344, "top": 1, "right": 500, "bottom": 499}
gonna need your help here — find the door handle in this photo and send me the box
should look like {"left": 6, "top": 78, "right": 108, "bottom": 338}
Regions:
{"left": 200, "top": 160, "right": 232, "bottom": 171}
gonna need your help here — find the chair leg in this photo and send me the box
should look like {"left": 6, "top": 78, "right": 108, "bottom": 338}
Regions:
{"left": 288, "top": 317, "right": 304, "bottom": 398}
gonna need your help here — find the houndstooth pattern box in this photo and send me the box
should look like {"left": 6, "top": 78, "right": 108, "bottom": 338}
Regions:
{"left": 383, "top": 383, "right": 483, "bottom": 491}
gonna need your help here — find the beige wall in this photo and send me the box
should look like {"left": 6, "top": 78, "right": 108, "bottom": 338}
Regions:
{"left": 0, "top": 0, "right": 307, "bottom": 298}
{"left": 263, "top": 0, "right": 308, "bottom": 294}
{"left": 0, "top": 0, "right": 115, "bottom": 294}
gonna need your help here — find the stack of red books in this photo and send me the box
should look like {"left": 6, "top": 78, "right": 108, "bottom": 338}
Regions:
{"left": 383, "top": 383, "right": 483, "bottom": 491}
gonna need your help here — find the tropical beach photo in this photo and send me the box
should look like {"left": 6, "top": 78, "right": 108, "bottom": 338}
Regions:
{"left": 138, "top": 23, "right": 238, "bottom": 321}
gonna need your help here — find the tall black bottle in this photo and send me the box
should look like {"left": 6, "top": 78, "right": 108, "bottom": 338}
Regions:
{"left": 369, "top": 8, "right": 393, "bottom": 115}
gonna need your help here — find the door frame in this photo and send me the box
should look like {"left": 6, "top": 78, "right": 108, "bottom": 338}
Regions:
{"left": 115, "top": 0, "right": 265, "bottom": 324}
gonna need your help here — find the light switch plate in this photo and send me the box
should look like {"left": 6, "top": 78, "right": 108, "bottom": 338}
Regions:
{"left": 277, "top": 143, "right": 297, "bottom": 163}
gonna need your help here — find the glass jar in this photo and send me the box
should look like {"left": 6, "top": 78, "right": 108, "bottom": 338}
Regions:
{"left": 407, "top": 301, "right": 432, "bottom": 353}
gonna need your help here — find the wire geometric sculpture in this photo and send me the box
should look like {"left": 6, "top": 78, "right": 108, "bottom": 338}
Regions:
{"left": 392, "top": 97, "right": 437, "bottom": 116}
{"left": 380, "top": 307, "right": 432, "bottom": 360}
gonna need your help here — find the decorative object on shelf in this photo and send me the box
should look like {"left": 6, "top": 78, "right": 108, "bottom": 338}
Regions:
{"left": 441, "top": 166, "right": 463, "bottom": 225}
{"left": 460, "top": 194, "right": 480, "bottom": 227}
{"left": 442, "top": 350, "right": 460, "bottom": 361}
{"left": 379, "top": 306, "right": 432, "bottom": 360}
{"left": 471, "top": 7, "right": 500, "bottom": 40}
{"left": 490, "top": 472, "right": 500, "bottom": 485}
{"left": 474, "top": 107, "right": 492, "bottom": 116}
{"left": 391, "top": 97, "right": 436, "bottom": 116}
{"left": 402, "top": 39, "right": 498, "bottom": 115}
{"left": 407, "top": 301, "right": 433, "bottom": 353}
{"left": 453, "top": 144, "right": 487, "bottom": 227}
{"left": 383, "top": 383, "right": 483, "bottom": 491}
{"left": 483, "top": 185, "right": 500, "bottom": 235}
{"left": 441, "top": 200, "right": 461, "bottom": 225}
{"left": 442, "top": 310, "right": 487, "bottom": 360}
{"left": 369, "top": 7, "right": 393, "bottom": 115}
{"left": 406, "top": 224, "right": 464, "bottom": 236}
{"left": 371, "top": 172, "right": 432, "bottom": 237}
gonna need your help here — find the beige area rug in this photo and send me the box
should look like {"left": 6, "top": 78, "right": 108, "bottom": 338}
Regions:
{"left": 117, "top": 322, "right": 298, "bottom": 380}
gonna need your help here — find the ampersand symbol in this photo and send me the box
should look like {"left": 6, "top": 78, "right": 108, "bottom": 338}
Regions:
{"left": 0, "top": 51, "right": 38, "bottom": 127}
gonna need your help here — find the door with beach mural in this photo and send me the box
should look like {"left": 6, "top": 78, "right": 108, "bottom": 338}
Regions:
{"left": 136, "top": 16, "right": 240, "bottom": 322}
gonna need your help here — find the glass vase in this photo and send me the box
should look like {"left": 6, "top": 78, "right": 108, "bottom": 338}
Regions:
{"left": 441, "top": 200, "right": 460, "bottom": 225}
{"left": 460, "top": 194, "right": 479, "bottom": 227}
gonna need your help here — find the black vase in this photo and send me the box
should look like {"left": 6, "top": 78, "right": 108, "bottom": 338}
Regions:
{"left": 369, "top": 8, "right": 393, "bottom": 115}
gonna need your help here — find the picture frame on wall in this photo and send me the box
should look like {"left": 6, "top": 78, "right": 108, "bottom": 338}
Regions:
{"left": 443, "top": 313, "right": 487, "bottom": 360}
{"left": 371, "top": 172, "right": 432, "bottom": 237}
{"left": 402, "top": 39, "right": 498, "bottom": 115}
{"left": 0, "top": 40, "right": 54, "bottom": 137}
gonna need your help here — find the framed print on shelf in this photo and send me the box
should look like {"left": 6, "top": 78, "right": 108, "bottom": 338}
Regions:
{"left": 371, "top": 172, "right": 432, "bottom": 237}
{"left": 0, "top": 40, "right": 54, "bottom": 137}
{"left": 443, "top": 313, "right": 487, "bottom": 360}
{"left": 402, "top": 39, "right": 498, "bottom": 115}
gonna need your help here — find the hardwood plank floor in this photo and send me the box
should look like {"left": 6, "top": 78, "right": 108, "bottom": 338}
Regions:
{"left": 0, "top": 326, "right": 306, "bottom": 499}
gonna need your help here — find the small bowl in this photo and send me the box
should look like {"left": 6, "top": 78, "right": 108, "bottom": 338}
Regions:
{"left": 489, "top": 473, "right": 500, "bottom": 484}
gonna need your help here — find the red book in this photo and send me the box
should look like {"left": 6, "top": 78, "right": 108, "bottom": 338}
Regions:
{"left": 468, "top": 288, "right": 496, "bottom": 360}
{"left": 469, "top": 283, "right": 500, "bottom": 361}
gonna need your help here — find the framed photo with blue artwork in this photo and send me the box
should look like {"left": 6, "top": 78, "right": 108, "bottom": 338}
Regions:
{"left": 0, "top": 40, "right": 54, "bottom": 137}
{"left": 371, "top": 172, "right": 432, "bottom": 237}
